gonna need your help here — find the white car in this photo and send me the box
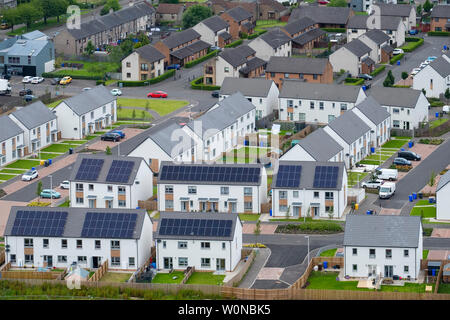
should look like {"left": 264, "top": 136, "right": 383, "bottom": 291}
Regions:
{"left": 361, "top": 179, "right": 383, "bottom": 190}
{"left": 21, "top": 169, "right": 38, "bottom": 181}
{"left": 392, "top": 48, "right": 404, "bottom": 55}
{"left": 82, "top": 87, "right": 91, "bottom": 91}
{"left": 22, "top": 76, "right": 33, "bottom": 83}
{"left": 31, "top": 77, "right": 44, "bottom": 84}
{"left": 111, "top": 88, "right": 122, "bottom": 96}
{"left": 419, "top": 62, "right": 428, "bottom": 68}
{"left": 59, "top": 180, "right": 70, "bottom": 189}
{"left": 411, "top": 68, "right": 421, "bottom": 75}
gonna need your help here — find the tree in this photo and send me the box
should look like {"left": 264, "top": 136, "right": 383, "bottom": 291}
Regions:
{"left": 423, "top": 0, "right": 433, "bottom": 13}
{"left": 285, "top": 205, "right": 291, "bottom": 219}
{"left": 34, "top": 0, "right": 59, "bottom": 25}
{"left": 383, "top": 70, "right": 395, "bottom": 87}
{"left": 429, "top": 170, "right": 436, "bottom": 187}
{"left": 445, "top": 88, "right": 450, "bottom": 100}
{"left": 145, "top": 101, "right": 150, "bottom": 112}
{"left": 1, "top": 7, "right": 22, "bottom": 31}
{"left": 132, "top": 109, "right": 136, "bottom": 120}
{"left": 182, "top": 5, "right": 212, "bottom": 30}
{"left": 84, "top": 40, "right": 95, "bottom": 56}
{"left": 54, "top": 0, "right": 69, "bottom": 23}
{"left": 417, "top": 4, "right": 422, "bottom": 16}
{"left": 100, "top": 0, "right": 121, "bottom": 15}
{"left": 105, "top": 146, "right": 112, "bottom": 155}
{"left": 253, "top": 219, "right": 261, "bottom": 246}
{"left": 327, "top": 0, "right": 347, "bottom": 7}
{"left": 401, "top": 71, "right": 408, "bottom": 80}
{"left": 141, "top": 110, "right": 146, "bottom": 119}
{"left": 18, "top": 3, "right": 43, "bottom": 30}
{"left": 327, "top": 206, "right": 334, "bottom": 219}
{"left": 36, "top": 181, "right": 43, "bottom": 203}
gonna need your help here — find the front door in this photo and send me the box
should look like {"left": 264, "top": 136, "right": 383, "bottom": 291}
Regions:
{"left": 88, "top": 199, "right": 96, "bottom": 208}
{"left": 368, "top": 265, "right": 377, "bottom": 277}
{"left": 200, "top": 202, "right": 206, "bottom": 212}
{"left": 293, "top": 206, "right": 300, "bottom": 217}
{"left": 216, "top": 258, "right": 225, "bottom": 271}
{"left": 181, "top": 201, "right": 188, "bottom": 212}
{"left": 211, "top": 202, "right": 218, "bottom": 212}
{"left": 403, "top": 121, "right": 410, "bottom": 130}
{"left": 44, "top": 255, "right": 53, "bottom": 267}
{"left": 384, "top": 265, "right": 393, "bottom": 278}
{"left": 92, "top": 256, "right": 101, "bottom": 268}
{"left": 230, "top": 202, "right": 237, "bottom": 213}
{"left": 313, "top": 207, "right": 319, "bottom": 217}
{"left": 105, "top": 200, "right": 112, "bottom": 208}
{"left": 164, "top": 257, "right": 173, "bottom": 269}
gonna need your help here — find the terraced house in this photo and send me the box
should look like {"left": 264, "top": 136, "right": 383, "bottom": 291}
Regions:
{"left": 0, "top": 116, "right": 25, "bottom": 167}
{"left": 431, "top": 5, "right": 450, "bottom": 32}
{"left": 248, "top": 28, "right": 292, "bottom": 61}
{"left": 54, "top": 1, "right": 155, "bottom": 56}
{"left": 121, "top": 44, "right": 165, "bottom": 81}
{"left": 282, "top": 17, "right": 326, "bottom": 55}
{"left": 329, "top": 39, "right": 374, "bottom": 77}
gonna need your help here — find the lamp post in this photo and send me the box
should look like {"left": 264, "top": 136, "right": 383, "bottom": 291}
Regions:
{"left": 305, "top": 235, "right": 310, "bottom": 265}
{"left": 49, "top": 175, "right": 53, "bottom": 207}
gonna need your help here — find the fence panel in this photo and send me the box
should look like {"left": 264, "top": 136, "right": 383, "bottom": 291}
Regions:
{"left": 224, "top": 250, "right": 256, "bottom": 287}
{"left": 88, "top": 260, "right": 108, "bottom": 282}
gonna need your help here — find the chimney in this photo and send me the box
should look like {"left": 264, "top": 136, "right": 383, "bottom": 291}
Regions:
{"left": 129, "top": 0, "right": 134, "bottom": 6}
{"left": 109, "top": 7, "right": 114, "bottom": 14}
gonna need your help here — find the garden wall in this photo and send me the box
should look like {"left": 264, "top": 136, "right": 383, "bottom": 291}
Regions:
{"left": 223, "top": 249, "right": 256, "bottom": 287}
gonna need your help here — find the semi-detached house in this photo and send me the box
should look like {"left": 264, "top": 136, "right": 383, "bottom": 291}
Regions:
{"left": 121, "top": 44, "right": 165, "bottom": 81}
{"left": 248, "top": 28, "right": 292, "bottom": 62}
{"left": 0, "top": 116, "right": 25, "bottom": 167}
{"left": 158, "top": 162, "right": 267, "bottom": 214}
{"left": 69, "top": 154, "right": 153, "bottom": 210}
{"left": 52, "top": 85, "right": 117, "bottom": 140}
{"left": 3, "top": 206, "right": 153, "bottom": 271}
{"left": 412, "top": 55, "right": 450, "bottom": 99}
{"left": 358, "top": 29, "right": 393, "bottom": 64}
{"left": 376, "top": 3, "right": 416, "bottom": 32}
{"left": 329, "top": 38, "right": 374, "bottom": 77}
{"left": 193, "top": 15, "right": 231, "bottom": 47}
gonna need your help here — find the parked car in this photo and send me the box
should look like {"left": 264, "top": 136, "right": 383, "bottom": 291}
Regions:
{"left": 361, "top": 179, "right": 383, "bottom": 189}
{"left": 111, "top": 88, "right": 122, "bottom": 96}
{"left": 22, "top": 76, "right": 33, "bottom": 83}
{"left": 411, "top": 68, "right": 421, "bottom": 76}
{"left": 427, "top": 56, "right": 437, "bottom": 62}
{"left": 409, "top": 29, "right": 419, "bottom": 35}
{"left": 392, "top": 48, "right": 404, "bottom": 55}
{"left": 40, "top": 189, "right": 61, "bottom": 199}
{"left": 24, "top": 94, "right": 36, "bottom": 102}
{"left": 111, "top": 130, "right": 125, "bottom": 139}
{"left": 211, "top": 90, "right": 220, "bottom": 98}
{"left": 31, "top": 76, "right": 44, "bottom": 84}
{"left": 2, "top": 74, "right": 11, "bottom": 80}
{"left": 358, "top": 73, "right": 373, "bottom": 80}
{"left": 443, "top": 105, "right": 449, "bottom": 114}
{"left": 210, "top": 46, "right": 222, "bottom": 52}
{"left": 82, "top": 87, "right": 91, "bottom": 91}
{"left": 147, "top": 90, "right": 168, "bottom": 98}
{"left": 59, "top": 76, "right": 72, "bottom": 85}
{"left": 167, "top": 64, "right": 180, "bottom": 70}
{"left": 59, "top": 180, "right": 70, "bottom": 189}
{"left": 393, "top": 157, "right": 412, "bottom": 166}
{"left": 19, "top": 88, "right": 32, "bottom": 96}
{"left": 50, "top": 77, "right": 61, "bottom": 85}
{"left": 100, "top": 132, "right": 121, "bottom": 141}
{"left": 22, "top": 169, "right": 38, "bottom": 181}
{"left": 419, "top": 62, "right": 428, "bottom": 68}
{"left": 398, "top": 150, "right": 421, "bottom": 161}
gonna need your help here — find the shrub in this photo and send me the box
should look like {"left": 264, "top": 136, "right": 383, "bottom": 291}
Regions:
{"left": 428, "top": 31, "right": 450, "bottom": 37}
{"left": 118, "top": 69, "right": 175, "bottom": 87}
{"left": 190, "top": 77, "right": 221, "bottom": 90}
{"left": 390, "top": 53, "right": 404, "bottom": 65}
{"left": 225, "top": 39, "right": 243, "bottom": 48}
{"left": 248, "top": 29, "right": 267, "bottom": 39}
{"left": 41, "top": 72, "right": 102, "bottom": 80}
{"left": 276, "top": 222, "right": 343, "bottom": 234}
{"left": 240, "top": 32, "right": 248, "bottom": 39}
{"left": 96, "top": 80, "right": 106, "bottom": 85}
{"left": 419, "top": 138, "right": 444, "bottom": 145}
{"left": 423, "top": 228, "right": 433, "bottom": 236}
{"left": 321, "top": 28, "right": 346, "bottom": 33}
{"left": 184, "top": 50, "right": 219, "bottom": 68}
{"left": 401, "top": 37, "right": 424, "bottom": 52}
{"left": 344, "top": 78, "right": 364, "bottom": 85}
{"left": 27, "top": 202, "right": 50, "bottom": 207}
{"left": 370, "top": 65, "right": 385, "bottom": 77}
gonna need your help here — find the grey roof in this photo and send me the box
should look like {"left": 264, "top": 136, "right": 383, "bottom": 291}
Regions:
{"left": 344, "top": 215, "right": 421, "bottom": 248}
{"left": 361, "top": 29, "right": 390, "bottom": 45}
{"left": 266, "top": 56, "right": 329, "bottom": 75}
{"left": 219, "top": 45, "right": 255, "bottom": 67}
{"left": 10, "top": 101, "right": 56, "bottom": 130}
{"left": 362, "top": 56, "right": 375, "bottom": 66}
{"left": 135, "top": 44, "right": 165, "bottom": 63}
{"left": 170, "top": 40, "right": 210, "bottom": 59}
{"left": 0, "top": 39, "right": 50, "bottom": 57}
{"left": 218, "top": 31, "right": 232, "bottom": 40}
{"left": 347, "top": 15, "right": 369, "bottom": 29}
{"left": 258, "top": 28, "right": 291, "bottom": 49}
{"left": 186, "top": 92, "right": 255, "bottom": 140}
{"left": 327, "top": 110, "right": 371, "bottom": 144}
{"left": 21, "top": 30, "right": 47, "bottom": 40}
{"left": 369, "top": 86, "right": 423, "bottom": 108}
{"left": 0, "top": 116, "right": 23, "bottom": 143}
{"left": 158, "top": 161, "right": 263, "bottom": 186}
{"left": 437, "top": 169, "right": 450, "bottom": 192}
{"left": 289, "top": 6, "right": 351, "bottom": 25}
{"left": 201, "top": 15, "right": 229, "bottom": 32}
{"left": 429, "top": 56, "right": 450, "bottom": 78}
{"left": 283, "top": 17, "right": 316, "bottom": 36}
{"left": 148, "top": 122, "right": 196, "bottom": 157}
{"left": 69, "top": 154, "right": 147, "bottom": 184}
{"left": 377, "top": 3, "right": 414, "bottom": 17}
{"left": 56, "top": 85, "right": 115, "bottom": 116}
{"left": 225, "top": 6, "right": 253, "bottom": 22}
{"left": 381, "top": 43, "right": 394, "bottom": 53}
{"left": 155, "top": 212, "right": 240, "bottom": 241}
{"left": 279, "top": 80, "right": 362, "bottom": 102}
{"left": 4, "top": 206, "right": 148, "bottom": 239}
{"left": 431, "top": 5, "right": 450, "bottom": 18}
{"left": 161, "top": 28, "right": 201, "bottom": 50}
{"left": 272, "top": 160, "right": 345, "bottom": 190}
{"left": 220, "top": 77, "right": 274, "bottom": 97}
{"left": 354, "top": 96, "right": 390, "bottom": 125}
{"left": 342, "top": 39, "right": 371, "bottom": 58}
{"left": 292, "top": 28, "right": 326, "bottom": 46}
{"left": 239, "top": 57, "right": 266, "bottom": 75}
{"left": 348, "top": 15, "right": 402, "bottom": 31}
{"left": 282, "top": 128, "right": 343, "bottom": 162}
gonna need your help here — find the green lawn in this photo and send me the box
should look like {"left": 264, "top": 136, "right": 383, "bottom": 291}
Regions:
{"left": 53, "top": 60, "right": 120, "bottom": 78}
{"left": 354, "top": 11, "right": 368, "bottom": 15}
{"left": 320, "top": 248, "right": 337, "bottom": 257}
{"left": 0, "top": 174, "right": 16, "bottom": 181}
{"left": 99, "top": 272, "right": 132, "bottom": 283}
{"left": 185, "top": 272, "right": 225, "bottom": 285}
{"left": 267, "top": 175, "right": 273, "bottom": 188}
{"left": 37, "top": 153, "right": 63, "bottom": 160}
{"left": 423, "top": 250, "right": 429, "bottom": 259}
{"left": 41, "top": 144, "right": 79, "bottom": 153}
{"left": 152, "top": 212, "right": 160, "bottom": 220}
{"left": 117, "top": 108, "right": 152, "bottom": 120}
{"left": 5, "top": 159, "right": 42, "bottom": 169}
{"left": 239, "top": 214, "right": 260, "bottom": 221}
{"left": 410, "top": 205, "right": 436, "bottom": 218}
{"left": 359, "top": 160, "right": 384, "bottom": 165}
{"left": 58, "top": 200, "right": 70, "bottom": 207}
{"left": 117, "top": 98, "right": 188, "bottom": 116}
{"left": 438, "top": 283, "right": 450, "bottom": 293}
{"left": 429, "top": 118, "right": 449, "bottom": 129}
{"left": 382, "top": 139, "right": 408, "bottom": 149}
{"left": 364, "top": 154, "right": 391, "bottom": 161}
{"left": 60, "top": 140, "right": 87, "bottom": 145}
{"left": 221, "top": 156, "right": 253, "bottom": 164}
{"left": 46, "top": 99, "right": 64, "bottom": 109}
{"left": 255, "top": 20, "right": 287, "bottom": 32}
{"left": 0, "top": 169, "right": 26, "bottom": 174}
{"left": 379, "top": 283, "right": 433, "bottom": 293}
{"left": 151, "top": 271, "right": 184, "bottom": 284}
{"left": 347, "top": 171, "right": 369, "bottom": 187}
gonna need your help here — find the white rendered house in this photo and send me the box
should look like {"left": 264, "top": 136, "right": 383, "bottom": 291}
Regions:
{"left": 248, "top": 28, "right": 292, "bottom": 62}
{"left": 193, "top": 15, "right": 230, "bottom": 47}
{"left": 0, "top": 116, "right": 25, "bottom": 167}
{"left": 3, "top": 206, "right": 153, "bottom": 271}
{"left": 344, "top": 215, "right": 423, "bottom": 280}
{"left": 157, "top": 162, "right": 267, "bottom": 214}
{"left": 329, "top": 39, "right": 373, "bottom": 77}
{"left": 155, "top": 212, "right": 242, "bottom": 272}
{"left": 69, "top": 154, "right": 153, "bottom": 210}
{"left": 436, "top": 170, "right": 450, "bottom": 221}
{"left": 413, "top": 56, "right": 450, "bottom": 99}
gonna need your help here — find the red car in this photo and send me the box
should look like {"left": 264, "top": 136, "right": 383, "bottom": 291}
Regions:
{"left": 147, "top": 91, "right": 168, "bottom": 98}
{"left": 318, "top": 0, "right": 329, "bottom": 4}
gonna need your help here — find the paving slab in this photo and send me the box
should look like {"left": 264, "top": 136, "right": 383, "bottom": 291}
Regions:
{"left": 431, "top": 228, "right": 450, "bottom": 238}
{"left": 88, "top": 128, "right": 145, "bottom": 152}
{"left": 427, "top": 250, "right": 450, "bottom": 260}
{"left": 0, "top": 200, "right": 29, "bottom": 236}
{"left": 242, "top": 223, "right": 277, "bottom": 234}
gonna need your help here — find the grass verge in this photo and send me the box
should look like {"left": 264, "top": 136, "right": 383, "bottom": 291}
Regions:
{"left": 151, "top": 271, "right": 184, "bottom": 284}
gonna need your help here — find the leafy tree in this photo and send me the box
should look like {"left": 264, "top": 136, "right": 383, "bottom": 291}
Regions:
{"left": 423, "top": 0, "right": 433, "bottom": 13}
{"left": 182, "top": 5, "right": 212, "bottom": 30}
{"left": 416, "top": 4, "right": 422, "bottom": 16}
{"left": 327, "top": 206, "right": 334, "bottom": 219}
{"left": 18, "top": 3, "right": 44, "bottom": 30}
{"left": 33, "top": 0, "right": 58, "bottom": 25}
{"left": 285, "top": 205, "right": 291, "bottom": 219}
{"left": 159, "top": 0, "right": 179, "bottom": 3}
{"left": 84, "top": 40, "right": 95, "bottom": 56}
{"left": 54, "top": 0, "right": 69, "bottom": 23}
{"left": 105, "top": 146, "right": 112, "bottom": 155}
{"left": 383, "top": 70, "right": 395, "bottom": 87}
{"left": 445, "top": 88, "right": 450, "bottom": 100}
{"left": 401, "top": 71, "right": 408, "bottom": 80}
{"left": 1, "top": 7, "right": 22, "bottom": 31}
{"left": 327, "top": 0, "right": 347, "bottom": 7}
{"left": 36, "top": 181, "right": 43, "bottom": 203}
{"left": 141, "top": 110, "right": 146, "bottom": 119}
{"left": 100, "top": 0, "right": 121, "bottom": 15}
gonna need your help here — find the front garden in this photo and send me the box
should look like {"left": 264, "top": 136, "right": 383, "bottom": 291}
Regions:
{"left": 117, "top": 98, "right": 188, "bottom": 117}
{"left": 410, "top": 200, "right": 436, "bottom": 218}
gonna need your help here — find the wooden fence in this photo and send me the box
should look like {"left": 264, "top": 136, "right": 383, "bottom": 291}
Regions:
{"left": 291, "top": 257, "right": 344, "bottom": 290}
{"left": 138, "top": 200, "right": 158, "bottom": 211}
{"left": 180, "top": 266, "right": 195, "bottom": 285}
{"left": 223, "top": 249, "right": 256, "bottom": 287}
{"left": 88, "top": 260, "right": 108, "bottom": 282}
{"left": 130, "top": 255, "right": 153, "bottom": 283}
{"left": 0, "top": 270, "right": 63, "bottom": 280}
{"left": 415, "top": 119, "right": 450, "bottom": 137}
{"left": 0, "top": 247, "right": 4, "bottom": 268}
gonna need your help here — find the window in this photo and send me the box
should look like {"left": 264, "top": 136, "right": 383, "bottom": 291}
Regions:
{"left": 165, "top": 185, "right": 173, "bottom": 194}
{"left": 179, "top": 257, "right": 188, "bottom": 267}
{"left": 24, "top": 238, "right": 33, "bottom": 248}
{"left": 279, "top": 191, "right": 287, "bottom": 199}
{"left": 279, "top": 205, "right": 287, "bottom": 212}
{"left": 61, "top": 239, "right": 67, "bottom": 249}
{"left": 118, "top": 186, "right": 126, "bottom": 194}
{"left": 369, "top": 249, "right": 376, "bottom": 258}
{"left": 270, "top": 72, "right": 275, "bottom": 77}
{"left": 284, "top": 73, "right": 289, "bottom": 78}
{"left": 299, "top": 113, "right": 306, "bottom": 121}
{"left": 352, "top": 264, "right": 357, "bottom": 271}
{"left": 404, "top": 265, "right": 409, "bottom": 273}
{"left": 314, "top": 192, "right": 319, "bottom": 198}
{"left": 76, "top": 240, "right": 82, "bottom": 249}
{"left": 58, "top": 256, "right": 67, "bottom": 263}
{"left": 76, "top": 197, "right": 84, "bottom": 204}
{"left": 221, "top": 187, "right": 229, "bottom": 195}
{"left": 162, "top": 241, "right": 166, "bottom": 248}
{"left": 111, "top": 257, "right": 120, "bottom": 266}
{"left": 10, "top": 254, "right": 16, "bottom": 263}
{"left": 201, "top": 242, "right": 210, "bottom": 249}
{"left": 76, "top": 183, "right": 83, "bottom": 191}
{"left": 107, "top": 185, "right": 113, "bottom": 192}
{"left": 244, "top": 187, "right": 252, "bottom": 195}
{"left": 25, "top": 255, "right": 34, "bottom": 264}
{"left": 129, "top": 257, "right": 135, "bottom": 267}
{"left": 165, "top": 200, "right": 174, "bottom": 209}
{"left": 126, "top": 73, "right": 131, "bottom": 78}
{"left": 293, "top": 191, "right": 299, "bottom": 198}
{"left": 88, "top": 184, "right": 94, "bottom": 191}
{"left": 43, "top": 239, "right": 49, "bottom": 249}
{"left": 94, "top": 240, "right": 101, "bottom": 249}
{"left": 111, "top": 240, "right": 120, "bottom": 249}
{"left": 178, "top": 241, "right": 188, "bottom": 249}
{"left": 90, "top": 111, "right": 94, "bottom": 119}
{"left": 385, "top": 249, "right": 392, "bottom": 259}
{"left": 201, "top": 258, "right": 211, "bottom": 267}
{"left": 118, "top": 200, "right": 126, "bottom": 207}
{"left": 224, "top": 67, "right": 229, "bottom": 72}
{"left": 188, "top": 186, "right": 197, "bottom": 194}
{"left": 244, "top": 202, "right": 253, "bottom": 210}
{"left": 77, "top": 256, "right": 87, "bottom": 263}
{"left": 140, "top": 63, "right": 148, "bottom": 71}
{"left": 393, "top": 108, "right": 400, "bottom": 114}
{"left": 352, "top": 248, "right": 357, "bottom": 256}
{"left": 404, "top": 249, "right": 409, "bottom": 257}
{"left": 319, "top": 102, "right": 324, "bottom": 110}
{"left": 313, "top": 74, "right": 318, "bottom": 80}
{"left": 340, "top": 103, "right": 348, "bottom": 111}
{"left": 310, "top": 101, "right": 314, "bottom": 109}
{"left": 222, "top": 242, "right": 226, "bottom": 250}
{"left": 325, "top": 192, "right": 334, "bottom": 200}
{"left": 126, "top": 62, "right": 131, "bottom": 68}
{"left": 299, "top": 73, "right": 304, "bottom": 79}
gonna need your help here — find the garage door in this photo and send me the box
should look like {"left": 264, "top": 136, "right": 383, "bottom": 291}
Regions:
{"left": 22, "top": 66, "right": 36, "bottom": 77}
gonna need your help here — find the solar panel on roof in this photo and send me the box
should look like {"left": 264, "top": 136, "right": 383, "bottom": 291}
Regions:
{"left": 75, "top": 158, "right": 104, "bottom": 181}
{"left": 159, "top": 218, "right": 233, "bottom": 238}
{"left": 275, "top": 165, "right": 302, "bottom": 188}
{"left": 106, "top": 160, "right": 134, "bottom": 183}
{"left": 10, "top": 210, "right": 68, "bottom": 237}
{"left": 313, "top": 166, "right": 339, "bottom": 189}
{"left": 81, "top": 212, "right": 138, "bottom": 239}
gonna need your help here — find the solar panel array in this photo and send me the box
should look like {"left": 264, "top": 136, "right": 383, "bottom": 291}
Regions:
{"left": 159, "top": 165, "right": 260, "bottom": 183}
{"left": 158, "top": 218, "right": 233, "bottom": 238}
{"left": 11, "top": 210, "right": 68, "bottom": 237}
{"left": 81, "top": 212, "right": 138, "bottom": 239}
{"left": 275, "top": 165, "right": 302, "bottom": 188}
{"left": 75, "top": 158, "right": 104, "bottom": 181}
{"left": 313, "top": 166, "right": 339, "bottom": 189}
{"left": 106, "top": 160, "right": 134, "bottom": 183}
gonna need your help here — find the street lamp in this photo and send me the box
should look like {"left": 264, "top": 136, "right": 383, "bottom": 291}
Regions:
{"left": 49, "top": 175, "right": 53, "bottom": 207}
{"left": 305, "top": 235, "right": 310, "bottom": 265}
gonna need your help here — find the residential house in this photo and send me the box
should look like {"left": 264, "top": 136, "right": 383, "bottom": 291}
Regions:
{"left": 0, "top": 0, "right": 16, "bottom": 9}
{"left": 157, "top": 162, "right": 267, "bottom": 213}
{"left": 21, "top": 30, "right": 48, "bottom": 41}
{"left": 203, "top": 45, "right": 265, "bottom": 86}
{"left": 271, "top": 161, "right": 347, "bottom": 218}
{"left": 291, "top": 28, "right": 327, "bottom": 55}
{"left": 289, "top": 6, "right": 354, "bottom": 28}
{"left": 351, "top": 96, "right": 391, "bottom": 148}
{"left": 436, "top": 170, "right": 450, "bottom": 220}
{"left": 265, "top": 56, "right": 333, "bottom": 89}
{"left": 219, "top": 77, "right": 279, "bottom": 120}
{"left": 329, "top": 39, "right": 374, "bottom": 77}
{"left": 376, "top": 3, "right": 416, "bottom": 31}
{"left": 193, "top": 15, "right": 231, "bottom": 47}
{"left": 52, "top": 85, "right": 117, "bottom": 140}
{"left": 282, "top": 17, "right": 317, "bottom": 39}
{"left": 211, "top": 0, "right": 257, "bottom": 19}
{"left": 211, "top": 0, "right": 288, "bottom": 21}
{"left": 183, "top": 92, "right": 256, "bottom": 161}
{"left": 220, "top": 6, "right": 254, "bottom": 40}
{"left": 169, "top": 40, "right": 211, "bottom": 67}
{"left": 278, "top": 80, "right": 366, "bottom": 123}
{"left": 155, "top": 3, "right": 185, "bottom": 24}
{"left": 344, "top": 215, "right": 422, "bottom": 280}
{"left": 358, "top": 29, "right": 393, "bottom": 64}
{"left": 369, "top": 86, "right": 430, "bottom": 130}
{"left": 412, "top": 56, "right": 450, "bottom": 99}
{"left": 248, "top": 28, "right": 291, "bottom": 61}
{"left": 324, "top": 110, "right": 372, "bottom": 168}
{"left": 54, "top": 2, "right": 155, "bottom": 56}
{"left": 8, "top": 101, "right": 58, "bottom": 155}
{"left": 121, "top": 44, "right": 165, "bottom": 81}
{"left": 3, "top": 206, "right": 153, "bottom": 271}
{"left": 0, "top": 116, "right": 25, "bottom": 167}
{"left": 350, "top": 0, "right": 373, "bottom": 13}
{"left": 431, "top": 5, "right": 450, "bottom": 32}
{"left": 155, "top": 212, "right": 242, "bottom": 272}
{"left": 280, "top": 128, "right": 344, "bottom": 163}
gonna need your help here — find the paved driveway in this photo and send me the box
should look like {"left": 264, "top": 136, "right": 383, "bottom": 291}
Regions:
{"left": 242, "top": 223, "right": 277, "bottom": 234}
{"left": 0, "top": 200, "right": 29, "bottom": 235}
{"left": 88, "top": 128, "right": 145, "bottom": 152}
{"left": 431, "top": 228, "right": 450, "bottom": 238}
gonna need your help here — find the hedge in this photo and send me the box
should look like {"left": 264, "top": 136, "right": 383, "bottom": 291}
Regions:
{"left": 370, "top": 65, "right": 386, "bottom": 77}
{"left": 276, "top": 222, "right": 343, "bottom": 234}
{"left": 390, "top": 53, "right": 404, "bottom": 64}
{"left": 117, "top": 69, "right": 175, "bottom": 87}
{"left": 96, "top": 80, "right": 106, "bottom": 85}
{"left": 41, "top": 72, "right": 102, "bottom": 80}
{"left": 190, "top": 77, "right": 221, "bottom": 91}
{"left": 321, "top": 28, "right": 346, "bottom": 33}
{"left": 428, "top": 31, "right": 450, "bottom": 37}
{"left": 247, "top": 29, "right": 267, "bottom": 40}
{"left": 401, "top": 37, "right": 424, "bottom": 52}
{"left": 225, "top": 39, "right": 243, "bottom": 48}
{"left": 184, "top": 50, "right": 219, "bottom": 68}
{"left": 344, "top": 78, "right": 364, "bottom": 85}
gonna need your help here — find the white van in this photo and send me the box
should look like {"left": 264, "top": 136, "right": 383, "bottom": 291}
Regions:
{"left": 443, "top": 105, "right": 449, "bottom": 114}
{"left": 379, "top": 182, "right": 396, "bottom": 199}
{"left": 375, "top": 168, "right": 398, "bottom": 181}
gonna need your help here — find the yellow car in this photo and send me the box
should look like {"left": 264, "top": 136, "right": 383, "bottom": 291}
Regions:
{"left": 59, "top": 76, "right": 72, "bottom": 85}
